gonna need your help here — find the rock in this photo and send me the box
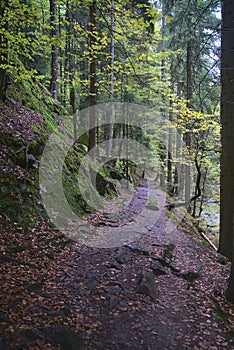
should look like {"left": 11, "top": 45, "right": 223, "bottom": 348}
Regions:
{"left": 109, "top": 297, "right": 128, "bottom": 311}
{"left": 42, "top": 325, "right": 85, "bottom": 350}
{"left": 181, "top": 270, "right": 202, "bottom": 282}
{"left": 114, "top": 247, "right": 130, "bottom": 264}
{"left": 136, "top": 269, "right": 157, "bottom": 301}
{"left": 151, "top": 255, "right": 180, "bottom": 273}
{"left": 124, "top": 243, "right": 149, "bottom": 255}
{"left": 162, "top": 243, "right": 175, "bottom": 262}
{"left": 110, "top": 260, "right": 122, "bottom": 270}
{"left": 150, "top": 261, "right": 167, "bottom": 276}
{"left": 145, "top": 203, "right": 159, "bottom": 211}
{"left": 69, "top": 282, "right": 82, "bottom": 294}
{"left": 103, "top": 285, "right": 123, "bottom": 295}
{"left": 145, "top": 197, "right": 159, "bottom": 211}
{"left": 109, "top": 296, "right": 120, "bottom": 310}
{"left": 86, "top": 273, "right": 102, "bottom": 290}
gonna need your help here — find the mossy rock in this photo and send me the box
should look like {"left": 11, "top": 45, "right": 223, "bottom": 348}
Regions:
{"left": 145, "top": 196, "right": 159, "bottom": 211}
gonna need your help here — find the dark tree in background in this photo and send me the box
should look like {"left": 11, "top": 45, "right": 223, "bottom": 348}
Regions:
{"left": 0, "top": 0, "right": 8, "bottom": 102}
{"left": 88, "top": 0, "right": 97, "bottom": 152}
{"left": 220, "top": 0, "right": 234, "bottom": 302}
{"left": 50, "top": 0, "right": 59, "bottom": 100}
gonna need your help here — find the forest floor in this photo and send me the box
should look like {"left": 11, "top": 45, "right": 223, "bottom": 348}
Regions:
{"left": 1, "top": 180, "right": 234, "bottom": 350}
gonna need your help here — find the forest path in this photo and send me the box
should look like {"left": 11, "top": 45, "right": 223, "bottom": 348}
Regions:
{"left": 1, "top": 181, "right": 234, "bottom": 350}
{"left": 67, "top": 179, "right": 234, "bottom": 349}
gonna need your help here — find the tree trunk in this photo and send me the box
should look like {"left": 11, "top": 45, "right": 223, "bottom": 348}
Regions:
{"left": 220, "top": 0, "right": 234, "bottom": 302}
{"left": 175, "top": 82, "right": 183, "bottom": 199}
{"left": 88, "top": 0, "right": 97, "bottom": 152}
{"left": 159, "top": 2, "right": 166, "bottom": 190}
{"left": 219, "top": 0, "right": 234, "bottom": 264}
{"left": 184, "top": 40, "right": 192, "bottom": 204}
{"left": 50, "top": 0, "right": 59, "bottom": 100}
{"left": 107, "top": 0, "right": 115, "bottom": 157}
{"left": 167, "top": 89, "right": 173, "bottom": 194}
{"left": 80, "top": 15, "right": 89, "bottom": 111}
{"left": 0, "top": 0, "right": 8, "bottom": 102}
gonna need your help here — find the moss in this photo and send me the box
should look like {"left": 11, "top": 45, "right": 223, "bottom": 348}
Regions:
{"left": 145, "top": 196, "right": 159, "bottom": 211}
{"left": 0, "top": 76, "right": 70, "bottom": 227}
{"left": 166, "top": 210, "right": 178, "bottom": 224}
{"left": 8, "top": 75, "right": 67, "bottom": 137}
{"left": 0, "top": 172, "right": 42, "bottom": 227}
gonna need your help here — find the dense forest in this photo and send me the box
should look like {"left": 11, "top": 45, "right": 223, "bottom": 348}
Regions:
{"left": 0, "top": 0, "right": 234, "bottom": 349}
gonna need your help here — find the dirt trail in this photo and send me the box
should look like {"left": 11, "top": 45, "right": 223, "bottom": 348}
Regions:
{"left": 65, "top": 179, "right": 234, "bottom": 349}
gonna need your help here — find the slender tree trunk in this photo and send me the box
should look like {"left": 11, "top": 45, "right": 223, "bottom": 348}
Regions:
{"left": 88, "top": 0, "right": 97, "bottom": 152}
{"left": 80, "top": 15, "right": 89, "bottom": 111}
{"left": 184, "top": 40, "right": 192, "bottom": 204}
{"left": 175, "top": 82, "right": 183, "bottom": 199}
{"left": 62, "top": 4, "right": 70, "bottom": 107}
{"left": 192, "top": 149, "right": 201, "bottom": 218}
{"left": 107, "top": 0, "right": 115, "bottom": 157}
{"left": 159, "top": 3, "right": 166, "bottom": 190}
{"left": 167, "top": 88, "right": 173, "bottom": 194}
{"left": 198, "top": 167, "right": 208, "bottom": 218}
{"left": 58, "top": 4, "right": 64, "bottom": 102}
{"left": 50, "top": 0, "right": 59, "bottom": 100}
{"left": 0, "top": 0, "right": 8, "bottom": 102}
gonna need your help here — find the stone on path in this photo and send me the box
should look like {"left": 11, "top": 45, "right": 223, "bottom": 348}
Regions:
{"left": 136, "top": 269, "right": 157, "bottom": 301}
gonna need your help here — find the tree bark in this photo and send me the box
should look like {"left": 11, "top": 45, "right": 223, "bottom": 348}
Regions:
{"left": 219, "top": 0, "right": 234, "bottom": 261}
{"left": 50, "top": 0, "right": 59, "bottom": 100}
{"left": 88, "top": 0, "right": 97, "bottom": 152}
{"left": 159, "top": 2, "right": 166, "bottom": 190}
{"left": 220, "top": 0, "right": 234, "bottom": 302}
{"left": 184, "top": 40, "right": 192, "bottom": 204}
{"left": 0, "top": 0, "right": 8, "bottom": 102}
{"left": 167, "top": 89, "right": 173, "bottom": 194}
{"left": 107, "top": 0, "right": 115, "bottom": 157}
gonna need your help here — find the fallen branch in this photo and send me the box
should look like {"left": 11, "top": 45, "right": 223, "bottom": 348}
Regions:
{"left": 199, "top": 231, "right": 217, "bottom": 251}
